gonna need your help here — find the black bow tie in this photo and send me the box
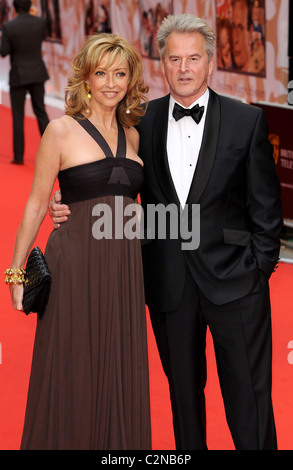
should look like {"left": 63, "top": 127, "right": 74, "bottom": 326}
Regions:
{"left": 172, "top": 102, "right": 205, "bottom": 124}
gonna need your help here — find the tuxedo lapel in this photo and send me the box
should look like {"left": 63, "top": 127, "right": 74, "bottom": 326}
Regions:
{"left": 152, "top": 95, "right": 181, "bottom": 206}
{"left": 186, "top": 88, "right": 221, "bottom": 209}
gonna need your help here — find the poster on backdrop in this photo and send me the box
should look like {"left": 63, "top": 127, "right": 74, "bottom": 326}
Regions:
{"left": 0, "top": 0, "right": 62, "bottom": 40}
{"left": 137, "top": 0, "right": 172, "bottom": 60}
{"left": 84, "top": 0, "right": 111, "bottom": 36}
{"left": 40, "top": 0, "right": 62, "bottom": 42}
{"left": 215, "top": 0, "right": 266, "bottom": 77}
{"left": 212, "top": 0, "right": 288, "bottom": 103}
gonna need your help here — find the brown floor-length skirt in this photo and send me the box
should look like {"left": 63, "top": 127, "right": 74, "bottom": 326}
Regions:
{"left": 20, "top": 195, "right": 151, "bottom": 450}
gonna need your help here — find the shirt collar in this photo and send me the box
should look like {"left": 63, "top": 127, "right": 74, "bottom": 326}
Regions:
{"left": 168, "top": 88, "right": 210, "bottom": 121}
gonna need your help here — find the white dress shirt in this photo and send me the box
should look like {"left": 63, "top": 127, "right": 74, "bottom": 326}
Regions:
{"left": 167, "top": 88, "right": 209, "bottom": 207}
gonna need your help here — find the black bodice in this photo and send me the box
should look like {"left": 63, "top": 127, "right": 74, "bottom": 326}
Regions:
{"left": 58, "top": 116, "right": 143, "bottom": 204}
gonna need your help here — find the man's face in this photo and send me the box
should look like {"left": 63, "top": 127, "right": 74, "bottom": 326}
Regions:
{"left": 252, "top": 1, "right": 260, "bottom": 23}
{"left": 232, "top": 1, "right": 249, "bottom": 70}
{"left": 161, "top": 31, "right": 214, "bottom": 107}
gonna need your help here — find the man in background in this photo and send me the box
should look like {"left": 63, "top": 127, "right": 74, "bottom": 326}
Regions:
{"left": 0, "top": 0, "right": 49, "bottom": 165}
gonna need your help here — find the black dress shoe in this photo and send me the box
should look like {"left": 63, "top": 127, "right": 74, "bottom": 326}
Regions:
{"left": 10, "top": 159, "right": 23, "bottom": 165}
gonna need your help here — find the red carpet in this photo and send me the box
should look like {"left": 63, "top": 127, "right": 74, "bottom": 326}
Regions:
{"left": 0, "top": 104, "right": 292, "bottom": 450}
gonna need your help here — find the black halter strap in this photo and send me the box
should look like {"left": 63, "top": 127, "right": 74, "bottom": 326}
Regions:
{"left": 73, "top": 115, "right": 126, "bottom": 159}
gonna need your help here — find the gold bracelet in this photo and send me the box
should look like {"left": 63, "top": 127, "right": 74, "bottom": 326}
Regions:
{"left": 5, "top": 268, "right": 26, "bottom": 285}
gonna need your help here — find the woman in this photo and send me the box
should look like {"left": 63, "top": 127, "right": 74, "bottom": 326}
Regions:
{"left": 6, "top": 33, "right": 151, "bottom": 450}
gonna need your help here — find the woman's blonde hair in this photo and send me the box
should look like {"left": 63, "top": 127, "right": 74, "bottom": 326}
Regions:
{"left": 65, "top": 33, "right": 148, "bottom": 127}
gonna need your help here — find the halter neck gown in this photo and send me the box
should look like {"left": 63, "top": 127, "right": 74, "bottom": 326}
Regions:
{"left": 20, "top": 117, "right": 151, "bottom": 450}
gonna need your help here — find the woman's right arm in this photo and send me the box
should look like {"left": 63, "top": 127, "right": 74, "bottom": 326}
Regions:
{"left": 8, "top": 120, "right": 63, "bottom": 310}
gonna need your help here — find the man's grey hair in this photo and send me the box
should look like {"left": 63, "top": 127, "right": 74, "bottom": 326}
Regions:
{"left": 156, "top": 14, "right": 216, "bottom": 62}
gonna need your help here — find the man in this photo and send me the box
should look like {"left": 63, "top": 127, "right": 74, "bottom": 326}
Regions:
{"left": 0, "top": 0, "right": 49, "bottom": 164}
{"left": 231, "top": 0, "right": 250, "bottom": 71}
{"left": 49, "top": 14, "right": 283, "bottom": 450}
{"left": 251, "top": 0, "right": 264, "bottom": 44}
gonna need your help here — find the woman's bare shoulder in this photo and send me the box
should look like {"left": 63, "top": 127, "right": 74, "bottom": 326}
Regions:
{"left": 125, "top": 125, "right": 139, "bottom": 138}
{"left": 45, "top": 115, "right": 76, "bottom": 138}
{"left": 124, "top": 125, "right": 139, "bottom": 148}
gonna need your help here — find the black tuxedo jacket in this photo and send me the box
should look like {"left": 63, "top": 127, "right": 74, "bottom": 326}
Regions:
{"left": 0, "top": 12, "right": 49, "bottom": 87}
{"left": 137, "top": 88, "right": 283, "bottom": 311}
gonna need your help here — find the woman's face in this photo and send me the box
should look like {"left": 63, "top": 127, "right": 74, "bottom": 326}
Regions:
{"left": 87, "top": 53, "right": 130, "bottom": 111}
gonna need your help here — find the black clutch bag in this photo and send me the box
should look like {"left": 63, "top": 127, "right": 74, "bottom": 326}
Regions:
{"left": 23, "top": 247, "right": 52, "bottom": 316}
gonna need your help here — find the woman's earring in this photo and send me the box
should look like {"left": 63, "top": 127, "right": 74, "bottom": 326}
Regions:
{"left": 85, "top": 83, "right": 91, "bottom": 101}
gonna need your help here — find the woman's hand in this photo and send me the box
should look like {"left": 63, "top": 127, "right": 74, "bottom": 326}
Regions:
{"left": 48, "top": 190, "right": 70, "bottom": 229}
{"left": 9, "top": 283, "right": 24, "bottom": 312}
